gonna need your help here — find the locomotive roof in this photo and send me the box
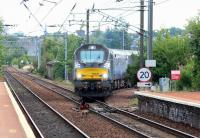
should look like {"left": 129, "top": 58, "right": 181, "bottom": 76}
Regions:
{"left": 74, "top": 44, "right": 138, "bottom": 56}
{"left": 109, "top": 48, "right": 138, "bottom": 56}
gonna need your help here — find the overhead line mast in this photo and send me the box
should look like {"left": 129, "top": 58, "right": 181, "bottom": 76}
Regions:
{"left": 140, "top": 0, "right": 145, "bottom": 67}
{"left": 86, "top": 9, "right": 90, "bottom": 44}
{"left": 147, "top": 0, "right": 153, "bottom": 60}
{"left": 116, "top": 0, "right": 153, "bottom": 61}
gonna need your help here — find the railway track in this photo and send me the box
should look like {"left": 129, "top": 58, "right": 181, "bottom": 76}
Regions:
{"left": 5, "top": 68, "right": 198, "bottom": 138}
{"left": 21, "top": 72, "right": 80, "bottom": 101}
{"left": 90, "top": 100, "right": 197, "bottom": 138}
{"left": 10, "top": 70, "right": 161, "bottom": 137}
{"left": 5, "top": 71, "right": 89, "bottom": 138}
{"left": 20, "top": 70, "right": 198, "bottom": 138}
{"left": 6, "top": 68, "right": 138, "bottom": 138}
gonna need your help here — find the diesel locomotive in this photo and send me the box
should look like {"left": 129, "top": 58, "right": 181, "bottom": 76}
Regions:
{"left": 73, "top": 44, "right": 138, "bottom": 98}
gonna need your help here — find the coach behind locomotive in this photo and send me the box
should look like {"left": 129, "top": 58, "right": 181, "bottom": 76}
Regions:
{"left": 73, "top": 44, "right": 137, "bottom": 98}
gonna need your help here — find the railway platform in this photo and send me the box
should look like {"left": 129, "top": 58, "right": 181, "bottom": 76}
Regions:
{"left": 134, "top": 91, "right": 200, "bottom": 129}
{"left": 0, "top": 82, "right": 35, "bottom": 138}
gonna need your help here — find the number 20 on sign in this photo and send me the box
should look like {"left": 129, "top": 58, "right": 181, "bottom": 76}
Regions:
{"left": 137, "top": 68, "right": 152, "bottom": 82}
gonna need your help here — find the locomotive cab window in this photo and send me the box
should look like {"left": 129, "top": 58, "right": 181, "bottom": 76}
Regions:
{"left": 80, "top": 50, "right": 104, "bottom": 63}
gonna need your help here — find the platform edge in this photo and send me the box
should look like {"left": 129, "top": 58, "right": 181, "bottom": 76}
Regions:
{"left": 4, "top": 82, "right": 36, "bottom": 138}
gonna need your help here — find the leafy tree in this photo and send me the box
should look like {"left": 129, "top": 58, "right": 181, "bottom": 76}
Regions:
{"left": 66, "top": 34, "right": 83, "bottom": 77}
{"left": 3, "top": 34, "right": 28, "bottom": 65}
{"left": 53, "top": 62, "right": 64, "bottom": 80}
{"left": 125, "top": 54, "right": 140, "bottom": 86}
{"left": 90, "top": 30, "right": 105, "bottom": 44}
{"left": 18, "top": 54, "right": 31, "bottom": 68}
{"left": 0, "top": 18, "right": 3, "bottom": 37}
{"left": 10, "top": 54, "right": 31, "bottom": 68}
{"left": 89, "top": 28, "right": 133, "bottom": 49}
{"left": 186, "top": 13, "right": 200, "bottom": 60}
{"left": 0, "top": 45, "right": 5, "bottom": 65}
{"left": 103, "top": 28, "right": 132, "bottom": 49}
{"left": 39, "top": 36, "right": 61, "bottom": 76}
{"left": 39, "top": 34, "right": 83, "bottom": 80}
{"left": 11, "top": 58, "right": 18, "bottom": 65}
{"left": 5, "top": 47, "right": 27, "bottom": 65}
{"left": 186, "top": 13, "right": 200, "bottom": 89}
{"left": 152, "top": 29, "right": 190, "bottom": 82}
{"left": 176, "top": 59, "right": 193, "bottom": 90}
{"left": 169, "top": 27, "right": 184, "bottom": 36}
{"left": 0, "top": 19, "right": 5, "bottom": 75}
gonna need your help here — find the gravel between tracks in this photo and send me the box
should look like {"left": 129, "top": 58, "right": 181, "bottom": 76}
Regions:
{"left": 11, "top": 68, "right": 200, "bottom": 137}
{"left": 6, "top": 74, "right": 85, "bottom": 138}
{"left": 13, "top": 72, "right": 137, "bottom": 138}
{"left": 106, "top": 88, "right": 136, "bottom": 110}
{"left": 106, "top": 88, "right": 200, "bottom": 137}
{"left": 102, "top": 112, "right": 177, "bottom": 138}
{"left": 134, "top": 111, "right": 200, "bottom": 137}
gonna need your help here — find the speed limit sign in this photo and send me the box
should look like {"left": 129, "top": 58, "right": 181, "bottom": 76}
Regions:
{"left": 137, "top": 68, "right": 152, "bottom": 82}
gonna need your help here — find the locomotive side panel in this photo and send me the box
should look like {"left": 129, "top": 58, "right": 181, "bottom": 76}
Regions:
{"left": 110, "top": 54, "right": 129, "bottom": 80}
{"left": 109, "top": 49, "right": 134, "bottom": 81}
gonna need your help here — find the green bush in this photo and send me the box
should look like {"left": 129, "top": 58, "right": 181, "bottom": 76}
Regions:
{"left": 38, "top": 65, "right": 48, "bottom": 78}
{"left": 191, "top": 62, "right": 200, "bottom": 90}
{"left": 53, "top": 62, "right": 64, "bottom": 79}
{"left": 177, "top": 69, "right": 192, "bottom": 90}
{"left": 125, "top": 55, "right": 140, "bottom": 86}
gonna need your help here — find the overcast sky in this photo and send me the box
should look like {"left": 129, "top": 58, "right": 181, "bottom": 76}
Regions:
{"left": 0, "top": 0, "right": 199, "bottom": 36}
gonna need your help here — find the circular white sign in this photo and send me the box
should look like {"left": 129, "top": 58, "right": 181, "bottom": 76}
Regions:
{"left": 137, "top": 68, "right": 151, "bottom": 82}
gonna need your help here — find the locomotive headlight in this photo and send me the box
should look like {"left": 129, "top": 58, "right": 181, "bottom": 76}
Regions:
{"left": 102, "top": 73, "right": 108, "bottom": 79}
{"left": 76, "top": 73, "right": 82, "bottom": 79}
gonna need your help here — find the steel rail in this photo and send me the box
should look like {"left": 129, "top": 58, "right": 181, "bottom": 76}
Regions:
{"left": 94, "top": 99, "right": 198, "bottom": 138}
{"left": 22, "top": 73, "right": 197, "bottom": 137}
{"left": 5, "top": 73, "right": 44, "bottom": 138}
{"left": 15, "top": 71, "right": 153, "bottom": 138}
{"left": 90, "top": 108, "right": 151, "bottom": 138}
{"left": 9, "top": 69, "right": 198, "bottom": 138}
{"left": 5, "top": 71, "right": 90, "bottom": 138}
{"left": 24, "top": 72, "right": 74, "bottom": 92}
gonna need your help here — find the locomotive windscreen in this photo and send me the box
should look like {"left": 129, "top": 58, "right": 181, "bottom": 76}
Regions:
{"left": 80, "top": 50, "right": 104, "bottom": 63}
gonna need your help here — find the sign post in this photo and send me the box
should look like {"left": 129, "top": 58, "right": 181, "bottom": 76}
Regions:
{"left": 145, "top": 60, "right": 156, "bottom": 67}
{"left": 171, "top": 70, "right": 181, "bottom": 91}
{"left": 137, "top": 82, "right": 152, "bottom": 87}
{"left": 137, "top": 68, "right": 152, "bottom": 88}
{"left": 171, "top": 70, "right": 181, "bottom": 80}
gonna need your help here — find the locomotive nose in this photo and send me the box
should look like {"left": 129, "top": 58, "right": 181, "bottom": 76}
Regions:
{"left": 76, "top": 68, "right": 109, "bottom": 80}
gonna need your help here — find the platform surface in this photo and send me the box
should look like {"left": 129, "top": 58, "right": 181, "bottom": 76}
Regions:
{"left": 0, "top": 82, "right": 35, "bottom": 138}
{"left": 134, "top": 91, "right": 200, "bottom": 108}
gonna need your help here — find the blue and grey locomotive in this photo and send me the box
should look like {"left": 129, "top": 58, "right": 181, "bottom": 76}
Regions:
{"left": 73, "top": 44, "right": 138, "bottom": 98}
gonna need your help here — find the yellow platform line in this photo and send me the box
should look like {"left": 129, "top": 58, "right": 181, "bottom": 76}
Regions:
{"left": 4, "top": 82, "right": 36, "bottom": 138}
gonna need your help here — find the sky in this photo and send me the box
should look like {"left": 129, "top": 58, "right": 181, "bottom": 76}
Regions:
{"left": 0, "top": 0, "right": 199, "bottom": 36}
